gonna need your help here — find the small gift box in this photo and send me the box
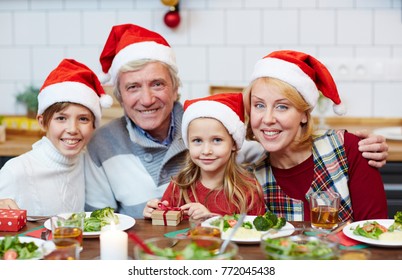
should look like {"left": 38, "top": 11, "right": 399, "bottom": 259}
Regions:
{"left": 0, "top": 209, "right": 27, "bottom": 232}
{"left": 151, "top": 204, "right": 183, "bottom": 226}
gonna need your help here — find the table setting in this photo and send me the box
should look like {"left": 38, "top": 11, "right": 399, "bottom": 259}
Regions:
{"left": 1, "top": 205, "right": 402, "bottom": 260}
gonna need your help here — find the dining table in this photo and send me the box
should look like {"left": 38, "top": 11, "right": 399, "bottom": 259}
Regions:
{"left": 2, "top": 219, "right": 401, "bottom": 260}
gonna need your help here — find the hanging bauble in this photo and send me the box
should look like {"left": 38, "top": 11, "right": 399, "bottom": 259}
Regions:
{"left": 164, "top": 10, "right": 181, "bottom": 28}
{"left": 161, "top": 0, "right": 179, "bottom": 6}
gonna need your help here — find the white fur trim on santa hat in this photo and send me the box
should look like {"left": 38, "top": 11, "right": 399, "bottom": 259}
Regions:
{"left": 333, "top": 103, "right": 346, "bottom": 116}
{"left": 251, "top": 57, "right": 320, "bottom": 109}
{"left": 38, "top": 81, "right": 102, "bottom": 127}
{"left": 107, "top": 41, "right": 177, "bottom": 85}
{"left": 100, "top": 94, "right": 113, "bottom": 108}
{"left": 182, "top": 100, "right": 246, "bottom": 150}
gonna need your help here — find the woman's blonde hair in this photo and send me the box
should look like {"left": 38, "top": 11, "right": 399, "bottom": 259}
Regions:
{"left": 170, "top": 148, "right": 264, "bottom": 214}
{"left": 243, "top": 77, "right": 315, "bottom": 150}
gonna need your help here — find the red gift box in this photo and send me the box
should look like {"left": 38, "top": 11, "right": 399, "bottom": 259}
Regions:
{"left": 0, "top": 209, "right": 27, "bottom": 232}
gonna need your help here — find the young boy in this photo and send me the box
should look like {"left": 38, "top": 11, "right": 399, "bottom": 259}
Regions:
{"left": 0, "top": 59, "right": 112, "bottom": 216}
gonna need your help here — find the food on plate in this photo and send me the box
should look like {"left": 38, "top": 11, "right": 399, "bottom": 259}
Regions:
{"left": 209, "top": 212, "right": 287, "bottom": 240}
{"left": 253, "top": 212, "right": 286, "bottom": 231}
{"left": 0, "top": 236, "right": 40, "bottom": 260}
{"left": 84, "top": 207, "right": 119, "bottom": 232}
{"left": 378, "top": 231, "right": 402, "bottom": 242}
{"left": 352, "top": 221, "right": 387, "bottom": 240}
{"left": 388, "top": 211, "right": 402, "bottom": 232}
{"left": 223, "top": 227, "right": 262, "bottom": 240}
{"left": 66, "top": 207, "right": 119, "bottom": 232}
{"left": 261, "top": 235, "right": 338, "bottom": 260}
{"left": 352, "top": 211, "right": 402, "bottom": 240}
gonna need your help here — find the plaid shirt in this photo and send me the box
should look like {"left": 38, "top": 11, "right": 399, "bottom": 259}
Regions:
{"left": 252, "top": 129, "right": 353, "bottom": 221}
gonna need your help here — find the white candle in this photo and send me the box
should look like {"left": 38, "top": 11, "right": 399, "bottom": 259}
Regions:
{"left": 100, "top": 227, "right": 128, "bottom": 260}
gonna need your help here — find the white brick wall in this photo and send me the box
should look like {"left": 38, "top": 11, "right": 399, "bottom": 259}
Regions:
{"left": 0, "top": 0, "right": 401, "bottom": 119}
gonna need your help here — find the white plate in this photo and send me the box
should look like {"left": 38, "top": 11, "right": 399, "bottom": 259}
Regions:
{"left": 201, "top": 215, "right": 295, "bottom": 244}
{"left": 0, "top": 236, "right": 45, "bottom": 260}
{"left": 44, "top": 212, "right": 135, "bottom": 238}
{"left": 343, "top": 219, "right": 402, "bottom": 247}
{"left": 372, "top": 127, "right": 402, "bottom": 141}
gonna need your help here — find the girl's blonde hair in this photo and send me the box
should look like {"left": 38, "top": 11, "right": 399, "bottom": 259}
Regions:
{"left": 243, "top": 77, "right": 315, "bottom": 151}
{"left": 170, "top": 147, "right": 264, "bottom": 214}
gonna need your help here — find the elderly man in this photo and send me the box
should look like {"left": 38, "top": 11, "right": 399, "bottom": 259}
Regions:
{"left": 85, "top": 24, "right": 388, "bottom": 218}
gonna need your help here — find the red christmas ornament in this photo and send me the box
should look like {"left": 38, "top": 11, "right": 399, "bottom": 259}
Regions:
{"left": 164, "top": 10, "right": 180, "bottom": 28}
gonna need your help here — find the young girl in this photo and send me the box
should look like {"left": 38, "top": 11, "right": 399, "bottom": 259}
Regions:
{"left": 144, "top": 93, "right": 265, "bottom": 220}
{"left": 0, "top": 59, "right": 112, "bottom": 216}
{"left": 243, "top": 50, "right": 388, "bottom": 222}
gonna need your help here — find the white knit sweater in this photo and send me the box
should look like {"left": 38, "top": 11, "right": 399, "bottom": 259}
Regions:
{"left": 0, "top": 137, "right": 85, "bottom": 216}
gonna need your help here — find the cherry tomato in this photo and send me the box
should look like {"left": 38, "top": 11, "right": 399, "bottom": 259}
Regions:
{"left": 3, "top": 249, "right": 18, "bottom": 260}
{"left": 227, "top": 219, "right": 237, "bottom": 227}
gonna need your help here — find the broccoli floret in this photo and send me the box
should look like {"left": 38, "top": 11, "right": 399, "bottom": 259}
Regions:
{"left": 242, "top": 221, "right": 253, "bottom": 229}
{"left": 84, "top": 217, "right": 102, "bottom": 232}
{"left": 89, "top": 207, "right": 119, "bottom": 230}
{"left": 264, "top": 211, "right": 278, "bottom": 225}
{"left": 253, "top": 216, "right": 273, "bottom": 231}
{"left": 273, "top": 217, "right": 286, "bottom": 229}
{"left": 388, "top": 211, "right": 402, "bottom": 232}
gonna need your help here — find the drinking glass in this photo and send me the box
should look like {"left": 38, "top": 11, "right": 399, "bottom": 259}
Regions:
{"left": 42, "top": 239, "right": 80, "bottom": 260}
{"left": 309, "top": 191, "right": 340, "bottom": 231}
{"left": 51, "top": 212, "right": 85, "bottom": 250}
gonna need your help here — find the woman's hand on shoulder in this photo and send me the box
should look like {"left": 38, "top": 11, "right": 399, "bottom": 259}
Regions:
{"left": 143, "top": 199, "right": 168, "bottom": 219}
{"left": 355, "top": 129, "right": 388, "bottom": 168}
{"left": 0, "top": 198, "right": 20, "bottom": 210}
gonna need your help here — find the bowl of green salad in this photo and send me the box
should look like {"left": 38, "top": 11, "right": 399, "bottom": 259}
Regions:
{"left": 260, "top": 234, "right": 339, "bottom": 260}
{"left": 134, "top": 236, "right": 238, "bottom": 260}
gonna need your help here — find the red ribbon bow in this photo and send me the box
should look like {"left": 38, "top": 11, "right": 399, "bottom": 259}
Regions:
{"left": 157, "top": 203, "right": 182, "bottom": 226}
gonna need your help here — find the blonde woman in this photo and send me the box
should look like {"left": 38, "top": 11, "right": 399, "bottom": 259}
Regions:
{"left": 244, "top": 50, "right": 388, "bottom": 222}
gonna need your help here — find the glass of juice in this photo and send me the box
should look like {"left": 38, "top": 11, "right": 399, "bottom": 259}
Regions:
{"left": 51, "top": 212, "right": 85, "bottom": 250}
{"left": 43, "top": 239, "right": 80, "bottom": 260}
{"left": 309, "top": 191, "right": 340, "bottom": 231}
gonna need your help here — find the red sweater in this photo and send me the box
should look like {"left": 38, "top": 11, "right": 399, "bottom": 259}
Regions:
{"left": 161, "top": 180, "right": 266, "bottom": 216}
{"left": 271, "top": 132, "right": 388, "bottom": 221}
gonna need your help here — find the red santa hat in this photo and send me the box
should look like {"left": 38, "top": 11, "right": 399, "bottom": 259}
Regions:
{"left": 251, "top": 50, "right": 346, "bottom": 115}
{"left": 99, "top": 23, "right": 177, "bottom": 85}
{"left": 182, "top": 93, "right": 246, "bottom": 149}
{"left": 38, "top": 59, "right": 113, "bottom": 127}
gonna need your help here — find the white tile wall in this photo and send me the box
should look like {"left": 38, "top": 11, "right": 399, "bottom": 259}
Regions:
{"left": 48, "top": 12, "right": 82, "bottom": 45}
{"left": 0, "top": 13, "right": 13, "bottom": 45}
{"left": 301, "top": 10, "right": 336, "bottom": 45}
{"left": 263, "top": 10, "right": 299, "bottom": 45}
{"left": 338, "top": 10, "right": 372, "bottom": 45}
{"left": 189, "top": 10, "right": 225, "bottom": 45}
{"left": 0, "top": 0, "right": 401, "bottom": 119}
{"left": 375, "top": 10, "right": 402, "bottom": 45}
{"left": 15, "top": 12, "right": 47, "bottom": 45}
